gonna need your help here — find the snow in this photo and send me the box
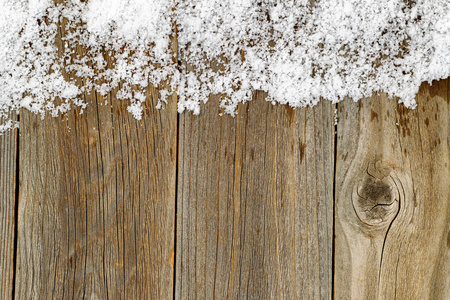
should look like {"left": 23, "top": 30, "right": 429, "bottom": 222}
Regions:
{"left": 0, "top": 0, "right": 449, "bottom": 132}
{"left": 178, "top": 0, "right": 450, "bottom": 114}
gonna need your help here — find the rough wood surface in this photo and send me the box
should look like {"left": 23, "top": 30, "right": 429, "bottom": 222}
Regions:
{"left": 0, "top": 114, "right": 17, "bottom": 300}
{"left": 13, "top": 13, "right": 178, "bottom": 297}
{"left": 176, "top": 92, "right": 335, "bottom": 299}
{"left": 15, "top": 86, "right": 177, "bottom": 299}
{"left": 335, "top": 79, "right": 450, "bottom": 299}
{"left": 13, "top": 6, "right": 178, "bottom": 297}
{"left": 0, "top": 12, "right": 448, "bottom": 297}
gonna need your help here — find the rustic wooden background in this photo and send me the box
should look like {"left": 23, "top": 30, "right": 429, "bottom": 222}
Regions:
{"left": 1, "top": 80, "right": 449, "bottom": 300}
{"left": 0, "top": 11, "right": 449, "bottom": 299}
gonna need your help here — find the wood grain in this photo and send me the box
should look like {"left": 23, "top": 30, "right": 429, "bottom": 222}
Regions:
{"left": 14, "top": 12, "right": 178, "bottom": 298}
{"left": 430, "top": 78, "right": 450, "bottom": 300}
{"left": 176, "top": 92, "right": 335, "bottom": 299}
{"left": 1, "top": 4, "right": 448, "bottom": 297}
{"left": 15, "top": 84, "right": 177, "bottom": 300}
{"left": 334, "top": 79, "right": 450, "bottom": 299}
{"left": 0, "top": 114, "right": 17, "bottom": 300}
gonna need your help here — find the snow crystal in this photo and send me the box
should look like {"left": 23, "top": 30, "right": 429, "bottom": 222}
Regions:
{"left": 178, "top": 0, "right": 450, "bottom": 114}
{"left": 0, "top": 0, "right": 449, "bottom": 132}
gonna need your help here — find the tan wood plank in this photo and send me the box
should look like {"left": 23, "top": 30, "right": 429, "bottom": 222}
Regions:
{"left": 0, "top": 114, "right": 17, "bottom": 300}
{"left": 334, "top": 78, "right": 450, "bottom": 299}
{"left": 15, "top": 83, "right": 177, "bottom": 300}
{"left": 176, "top": 92, "right": 335, "bottom": 299}
{"left": 14, "top": 13, "right": 178, "bottom": 299}
{"left": 430, "top": 78, "right": 450, "bottom": 300}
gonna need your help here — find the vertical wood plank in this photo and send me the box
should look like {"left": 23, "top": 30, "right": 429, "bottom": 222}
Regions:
{"left": 15, "top": 85, "right": 177, "bottom": 300}
{"left": 14, "top": 12, "right": 178, "bottom": 297}
{"left": 0, "top": 114, "right": 17, "bottom": 300}
{"left": 176, "top": 92, "right": 335, "bottom": 299}
{"left": 429, "top": 78, "right": 450, "bottom": 300}
{"left": 335, "top": 78, "right": 449, "bottom": 299}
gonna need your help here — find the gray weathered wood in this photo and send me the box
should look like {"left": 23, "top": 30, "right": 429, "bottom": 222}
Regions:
{"left": 15, "top": 83, "right": 177, "bottom": 300}
{"left": 176, "top": 92, "right": 335, "bottom": 299}
{"left": 1, "top": 5, "right": 448, "bottom": 296}
{"left": 14, "top": 12, "right": 178, "bottom": 298}
{"left": 0, "top": 114, "right": 17, "bottom": 300}
{"left": 430, "top": 78, "right": 450, "bottom": 300}
{"left": 335, "top": 79, "right": 450, "bottom": 299}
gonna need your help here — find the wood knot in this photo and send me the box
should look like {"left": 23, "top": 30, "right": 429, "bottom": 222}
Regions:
{"left": 352, "top": 162, "right": 404, "bottom": 227}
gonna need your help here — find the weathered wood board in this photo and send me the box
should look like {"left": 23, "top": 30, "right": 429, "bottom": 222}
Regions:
{"left": 0, "top": 0, "right": 449, "bottom": 298}
{"left": 11, "top": 5, "right": 178, "bottom": 298}
{"left": 0, "top": 13, "right": 448, "bottom": 297}
{"left": 0, "top": 113, "right": 17, "bottom": 300}
{"left": 14, "top": 86, "right": 177, "bottom": 299}
{"left": 1, "top": 80, "right": 449, "bottom": 300}
{"left": 335, "top": 79, "right": 450, "bottom": 299}
{"left": 176, "top": 93, "right": 335, "bottom": 299}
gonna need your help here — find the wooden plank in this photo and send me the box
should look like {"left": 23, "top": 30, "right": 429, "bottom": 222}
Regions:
{"left": 15, "top": 85, "right": 177, "bottom": 299}
{"left": 176, "top": 92, "right": 335, "bottom": 299}
{"left": 0, "top": 114, "right": 17, "bottom": 300}
{"left": 334, "top": 78, "right": 450, "bottom": 299}
{"left": 14, "top": 16, "right": 178, "bottom": 299}
{"left": 430, "top": 78, "right": 450, "bottom": 300}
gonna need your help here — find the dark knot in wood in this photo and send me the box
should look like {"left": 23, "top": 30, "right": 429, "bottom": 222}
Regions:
{"left": 352, "top": 162, "right": 402, "bottom": 227}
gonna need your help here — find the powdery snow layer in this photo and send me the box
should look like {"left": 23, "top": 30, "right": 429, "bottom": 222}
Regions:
{"left": 0, "top": 0, "right": 449, "bottom": 131}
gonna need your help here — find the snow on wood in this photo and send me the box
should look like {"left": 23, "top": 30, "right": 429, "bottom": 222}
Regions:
{"left": 0, "top": 0, "right": 449, "bottom": 131}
